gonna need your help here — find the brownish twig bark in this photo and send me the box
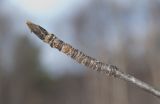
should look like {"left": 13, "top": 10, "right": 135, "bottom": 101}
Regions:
{"left": 26, "top": 21, "right": 160, "bottom": 98}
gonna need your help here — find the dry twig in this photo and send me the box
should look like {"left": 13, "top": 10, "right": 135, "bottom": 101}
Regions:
{"left": 26, "top": 21, "right": 160, "bottom": 98}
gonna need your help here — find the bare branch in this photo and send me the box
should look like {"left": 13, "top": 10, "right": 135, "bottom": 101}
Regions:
{"left": 26, "top": 21, "right": 160, "bottom": 98}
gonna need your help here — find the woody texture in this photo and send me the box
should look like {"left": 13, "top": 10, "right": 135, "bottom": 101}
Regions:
{"left": 26, "top": 21, "right": 160, "bottom": 98}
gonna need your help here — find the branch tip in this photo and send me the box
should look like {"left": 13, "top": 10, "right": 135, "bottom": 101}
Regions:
{"left": 26, "top": 21, "right": 160, "bottom": 98}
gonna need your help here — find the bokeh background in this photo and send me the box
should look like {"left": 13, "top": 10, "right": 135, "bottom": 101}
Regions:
{"left": 0, "top": 0, "right": 160, "bottom": 104}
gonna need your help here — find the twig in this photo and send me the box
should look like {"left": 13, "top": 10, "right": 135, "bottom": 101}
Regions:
{"left": 26, "top": 21, "right": 160, "bottom": 98}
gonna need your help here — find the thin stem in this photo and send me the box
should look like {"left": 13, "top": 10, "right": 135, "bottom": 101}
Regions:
{"left": 26, "top": 21, "right": 160, "bottom": 98}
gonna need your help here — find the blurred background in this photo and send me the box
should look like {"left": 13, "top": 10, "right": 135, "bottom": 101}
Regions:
{"left": 0, "top": 0, "right": 160, "bottom": 104}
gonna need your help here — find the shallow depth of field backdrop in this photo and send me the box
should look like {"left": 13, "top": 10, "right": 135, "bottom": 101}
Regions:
{"left": 0, "top": 0, "right": 160, "bottom": 104}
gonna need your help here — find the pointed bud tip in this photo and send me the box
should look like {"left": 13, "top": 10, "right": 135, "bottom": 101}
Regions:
{"left": 26, "top": 20, "right": 33, "bottom": 27}
{"left": 26, "top": 20, "right": 34, "bottom": 32}
{"left": 26, "top": 20, "right": 32, "bottom": 24}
